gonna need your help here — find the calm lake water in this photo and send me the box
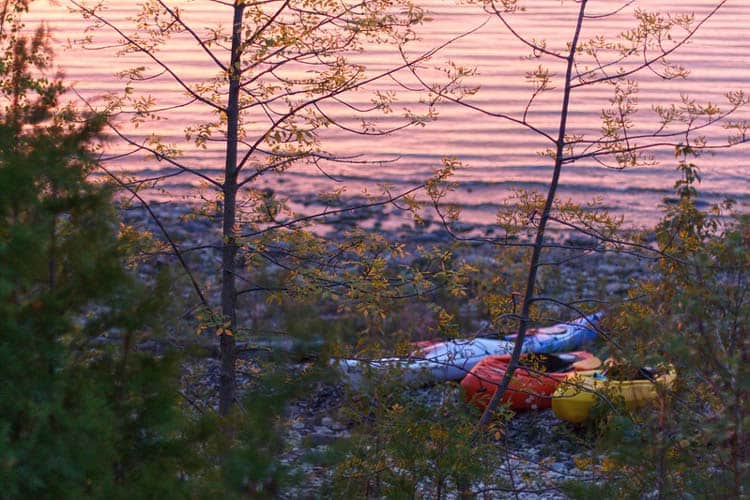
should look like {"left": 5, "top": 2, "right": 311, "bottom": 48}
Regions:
{"left": 32, "top": 0, "right": 750, "bottom": 228}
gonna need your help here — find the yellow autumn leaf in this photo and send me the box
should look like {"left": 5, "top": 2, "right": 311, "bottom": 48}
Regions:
{"left": 600, "top": 455, "right": 618, "bottom": 472}
{"left": 573, "top": 456, "right": 592, "bottom": 470}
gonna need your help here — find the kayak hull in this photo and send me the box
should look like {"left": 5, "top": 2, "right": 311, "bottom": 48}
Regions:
{"left": 461, "top": 351, "right": 602, "bottom": 411}
{"left": 337, "top": 313, "right": 602, "bottom": 386}
{"left": 551, "top": 369, "right": 677, "bottom": 424}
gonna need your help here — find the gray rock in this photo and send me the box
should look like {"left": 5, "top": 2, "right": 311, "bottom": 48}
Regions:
{"left": 320, "top": 416, "right": 334, "bottom": 428}
{"left": 308, "top": 429, "right": 338, "bottom": 446}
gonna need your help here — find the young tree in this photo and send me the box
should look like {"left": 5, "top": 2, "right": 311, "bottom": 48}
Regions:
{"left": 412, "top": 0, "right": 748, "bottom": 426}
{"left": 0, "top": 2, "right": 206, "bottom": 495}
{"left": 67, "top": 0, "right": 468, "bottom": 415}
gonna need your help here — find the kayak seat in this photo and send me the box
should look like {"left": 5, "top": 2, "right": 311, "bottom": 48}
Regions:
{"left": 601, "top": 362, "right": 663, "bottom": 381}
{"left": 518, "top": 353, "right": 574, "bottom": 373}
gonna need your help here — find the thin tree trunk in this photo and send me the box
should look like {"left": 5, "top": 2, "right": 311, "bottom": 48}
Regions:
{"left": 219, "top": 2, "right": 245, "bottom": 416}
{"left": 733, "top": 341, "right": 748, "bottom": 497}
{"left": 48, "top": 214, "right": 56, "bottom": 290}
{"left": 478, "top": 0, "right": 588, "bottom": 428}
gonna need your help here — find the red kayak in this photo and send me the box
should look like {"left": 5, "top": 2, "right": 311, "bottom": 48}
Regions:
{"left": 461, "top": 351, "right": 601, "bottom": 411}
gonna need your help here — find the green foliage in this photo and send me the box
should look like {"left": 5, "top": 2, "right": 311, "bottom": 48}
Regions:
{"left": 0, "top": 4, "right": 205, "bottom": 495}
{"left": 578, "top": 152, "right": 750, "bottom": 497}
{"left": 326, "top": 379, "right": 507, "bottom": 498}
{"left": 0, "top": 5, "right": 303, "bottom": 496}
{"left": 190, "top": 364, "right": 313, "bottom": 498}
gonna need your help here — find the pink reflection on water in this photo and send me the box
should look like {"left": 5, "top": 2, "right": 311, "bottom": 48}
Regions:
{"left": 31, "top": 0, "right": 750, "bottom": 227}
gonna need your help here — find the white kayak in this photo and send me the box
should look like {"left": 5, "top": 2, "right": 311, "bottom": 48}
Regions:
{"left": 335, "top": 313, "right": 602, "bottom": 386}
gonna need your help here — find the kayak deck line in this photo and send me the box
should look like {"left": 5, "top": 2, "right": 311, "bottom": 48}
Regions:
{"left": 336, "top": 313, "right": 603, "bottom": 387}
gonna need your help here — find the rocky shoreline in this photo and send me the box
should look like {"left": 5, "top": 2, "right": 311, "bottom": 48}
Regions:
{"left": 284, "top": 384, "right": 611, "bottom": 499}
{"left": 121, "top": 201, "right": 653, "bottom": 498}
{"left": 179, "top": 352, "right": 614, "bottom": 499}
{"left": 181, "top": 351, "right": 621, "bottom": 498}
